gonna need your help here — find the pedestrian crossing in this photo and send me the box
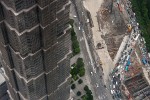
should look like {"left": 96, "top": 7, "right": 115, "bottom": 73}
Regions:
{"left": 98, "top": 92, "right": 108, "bottom": 100}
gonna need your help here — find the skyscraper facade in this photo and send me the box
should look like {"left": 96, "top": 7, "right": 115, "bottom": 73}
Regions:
{"left": 0, "top": 0, "right": 71, "bottom": 100}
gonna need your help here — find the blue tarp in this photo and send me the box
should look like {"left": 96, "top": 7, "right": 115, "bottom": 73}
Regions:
{"left": 126, "top": 59, "right": 131, "bottom": 66}
{"left": 142, "top": 58, "right": 147, "bottom": 65}
{"left": 125, "top": 59, "right": 130, "bottom": 71}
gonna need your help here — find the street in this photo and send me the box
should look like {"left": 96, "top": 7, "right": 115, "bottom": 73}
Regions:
{"left": 70, "top": 0, "right": 112, "bottom": 100}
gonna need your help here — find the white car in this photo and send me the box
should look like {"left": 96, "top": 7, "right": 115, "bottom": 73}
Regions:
{"left": 90, "top": 72, "right": 93, "bottom": 76}
{"left": 116, "top": 82, "right": 118, "bottom": 85}
{"left": 111, "top": 90, "right": 113, "bottom": 94}
{"left": 96, "top": 83, "right": 99, "bottom": 87}
{"left": 73, "top": 15, "right": 77, "bottom": 18}
{"left": 87, "top": 19, "right": 89, "bottom": 23}
{"left": 78, "top": 26, "right": 81, "bottom": 30}
{"left": 113, "top": 85, "right": 115, "bottom": 89}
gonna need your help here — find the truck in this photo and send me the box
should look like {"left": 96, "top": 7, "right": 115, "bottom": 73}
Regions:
{"left": 99, "top": 60, "right": 102, "bottom": 65}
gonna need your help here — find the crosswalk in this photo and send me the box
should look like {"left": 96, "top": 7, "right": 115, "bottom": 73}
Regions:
{"left": 98, "top": 93, "right": 108, "bottom": 100}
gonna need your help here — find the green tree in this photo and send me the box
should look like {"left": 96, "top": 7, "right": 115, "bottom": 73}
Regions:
{"left": 74, "top": 47, "right": 80, "bottom": 54}
{"left": 69, "top": 19, "right": 74, "bottom": 27}
{"left": 73, "top": 40, "right": 79, "bottom": 48}
{"left": 76, "top": 58, "right": 84, "bottom": 68}
{"left": 76, "top": 91, "right": 81, "bottom": 96}
{"left": 78, "top": 79, "right": 83, "bottom": 84}
{"left": 84, "top": 85, "right": 89, "bottom": 91}
{"left": 71, "top": 35, "right": 77, "bottom": 41}
{"left": 131, "top": 0, "right": 150, "bottom": 52}
{"left": 71, "top": 28, "right": 76, "bottom": 37}
{"left": 71, "top": 84, "right": 76, "bottom": 90}
{"left": 71, "top": 67, "right": 78, "bottom": 76}
{"left": 79, "top": 67, "right": 85, "bottom": 77}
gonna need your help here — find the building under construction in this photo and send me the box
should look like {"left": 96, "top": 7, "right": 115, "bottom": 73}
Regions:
{"left": 124, "top": 73, "right": 150, "bottom": 100}
{"left": 122, "top": 45, "right": 150, "bottom": 99}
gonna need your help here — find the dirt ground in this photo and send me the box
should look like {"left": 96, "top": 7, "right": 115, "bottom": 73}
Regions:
{"left": 97, "top": 0, "right": 128, "bottom": 59}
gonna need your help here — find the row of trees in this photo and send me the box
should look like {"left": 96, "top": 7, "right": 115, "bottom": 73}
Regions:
{"left": 131, "top": 0, "right": 150, "bottom": 51}
{"left": 70, "top": 19, "right": 80, "bottom": 55}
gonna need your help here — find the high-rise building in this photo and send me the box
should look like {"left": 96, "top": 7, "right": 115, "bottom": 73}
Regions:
{"left": 0, "top": 0, "right": 71, "bottom": 100}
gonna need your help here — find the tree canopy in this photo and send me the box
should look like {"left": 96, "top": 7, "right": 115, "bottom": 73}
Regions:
{"left": 131, "top": 0, "right": 150, "bottom": 51}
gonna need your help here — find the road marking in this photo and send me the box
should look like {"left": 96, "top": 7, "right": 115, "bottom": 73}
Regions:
{"left": 102, "top": 95, "right": 106, "bottom": 99}
{"left": 79, "top": 37, "right": 84, "bottom": 41}
{"left": 98, "top": 96, "right": 102, "bottom": 100}
{"left": 98, "top": 94, "right": 106, "bottom": 100}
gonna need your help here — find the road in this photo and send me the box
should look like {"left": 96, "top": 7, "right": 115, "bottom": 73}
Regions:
{"left": 70, "top": 0, "right": 112, "bottom": 100}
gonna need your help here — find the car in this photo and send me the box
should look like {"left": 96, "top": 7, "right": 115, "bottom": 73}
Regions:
{"left": 78, "top": 26, "right": 81, "bottom": 30}
{"left": 116, "top": 82, "right": 118, "bottom": 85}
{"left": 87, "top": 19, "right": 89, "bottom": 23}
{"left": 73, "top": 15, "right": 77, "bottom": 18}
{"left": 112, "top": 90, "right": 115, "bottom": 94}
{"left": 111, "top": 90, "right": 113, "bottom": 94}
{"left": 113, "top": 85, "right": 115, "bottom": 89}
{"left": 116, "top": 93, "right": 122, "bottom": 98}
{"left": 90, "top": 72, "right": 93, "bottom": 76}
{"left": 96, "top": 83, "right": 99, "bottom": 87}
{"left": 118, "top": 74, "right": 120, "bottom": 79}
{"left": 104, "top": 85, "right": 106, "bottom": 88}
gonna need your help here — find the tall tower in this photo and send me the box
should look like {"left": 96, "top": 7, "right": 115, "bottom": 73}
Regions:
{"left": 0, "top": 0, "right": 71, "bottom": 100}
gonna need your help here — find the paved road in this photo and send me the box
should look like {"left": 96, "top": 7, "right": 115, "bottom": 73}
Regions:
{"left": 71, "top": 1, "right": 112, "bottom": 100}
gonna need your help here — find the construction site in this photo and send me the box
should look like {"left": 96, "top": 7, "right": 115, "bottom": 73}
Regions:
{"left": 96, "top": 0, "right": 127, "bottom": 59}
{"left": 95, "top": 0, "right": 150, "bottom": 99}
